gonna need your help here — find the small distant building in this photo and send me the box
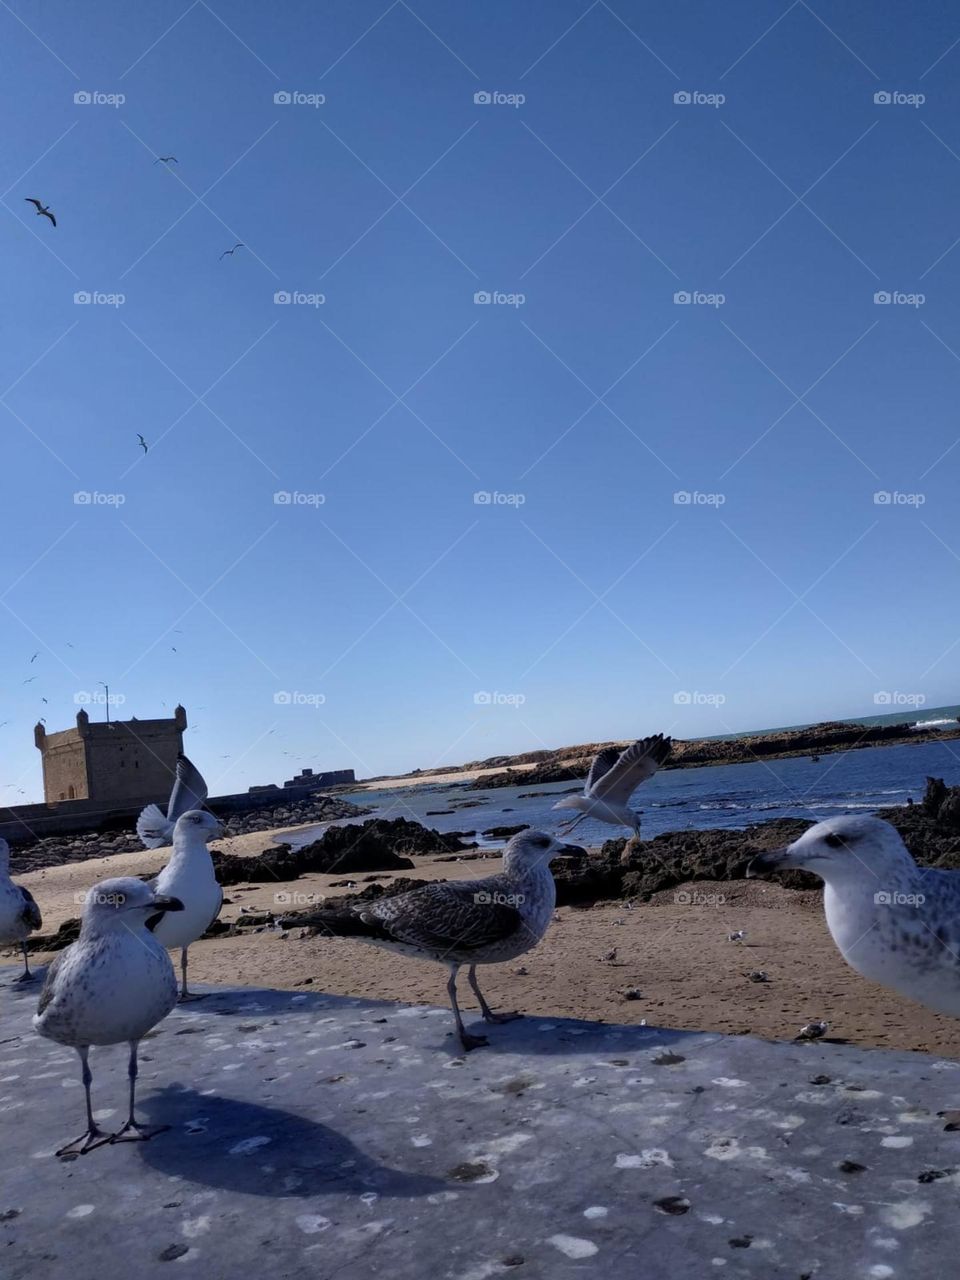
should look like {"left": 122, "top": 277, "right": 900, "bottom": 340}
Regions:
{"left": 282, "top": 766, "right": 355, "bottom": 790}
{"left": 34, "top": 705, "right": 187, "bottom": 804}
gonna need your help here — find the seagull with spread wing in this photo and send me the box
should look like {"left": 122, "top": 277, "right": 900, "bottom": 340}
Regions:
{"left": 25, "top": 198, "right": 55, "bottom": 226}
{"left": 154, "top": 155, "right": 178, "bottom": 165}
{"left": 0, "top": 838, "right": 42, "bottom": 981}
{"left": 285, "top": 829, "right": 584, "bottom": 1051}
{"left": 137, "top": 753, "right": 208, "bottom": 848}
{"left": 552, "top": 734, "right": 672, "bottom": 840}
{"left": 219, "top": 242, "right": 243, "bottom": 260}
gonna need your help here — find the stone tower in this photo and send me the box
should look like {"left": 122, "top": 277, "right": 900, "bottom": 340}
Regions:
{"left": 34, "top": 705, "right": 187, "bottom": 804}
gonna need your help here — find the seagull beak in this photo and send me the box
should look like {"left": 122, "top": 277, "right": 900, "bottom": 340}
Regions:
{"left": 554, "top": 842, "right": 587, "bottom": 864}
{"left": 746, "top": 846, "right": 810, "bottom": 876}
{"left": 150, "top": 894, "right": 184, "bottom": 913}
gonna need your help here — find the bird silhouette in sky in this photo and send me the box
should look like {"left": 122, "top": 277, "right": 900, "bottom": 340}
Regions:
{"left": 137, "top": 434, "right": 148, "bottom": 454}
{"left": 219, "top": 242, "right": 243, "bottom": 260}
{"left": 29, "top": 653, "right": 37, "bottom": 663}
{"left": 154, "top": 155, "right": 178, "bottom": 165}
{"left": 25, "top": 198, "right": 55, "bottom": 226}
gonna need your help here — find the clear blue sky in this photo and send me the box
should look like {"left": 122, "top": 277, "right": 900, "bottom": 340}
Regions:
{"left": 3, "top": 0, "right": 960, "bottom": 799}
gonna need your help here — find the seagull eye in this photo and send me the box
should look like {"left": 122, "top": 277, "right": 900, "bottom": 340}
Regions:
{"left": 530, "top": 835, "right": 550, "bottom": 848}
{"left": 824, "top": 833, "right": 846, "bottom": 849}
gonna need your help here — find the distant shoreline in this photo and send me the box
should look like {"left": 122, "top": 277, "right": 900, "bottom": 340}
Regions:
{"left": 356, "top": 718, "right": 960, "bottom": 793}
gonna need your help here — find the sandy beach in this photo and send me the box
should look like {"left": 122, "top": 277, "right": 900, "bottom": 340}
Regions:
{"left": 11, "top": 823, "right": 960, "bottom": 1060}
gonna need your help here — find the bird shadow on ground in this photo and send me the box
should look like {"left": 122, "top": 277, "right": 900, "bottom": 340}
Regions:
{"left": 134, "top": 1085, "right": 448, "bottom": 1199}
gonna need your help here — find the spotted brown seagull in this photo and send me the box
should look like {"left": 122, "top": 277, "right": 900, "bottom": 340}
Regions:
{"left": 33, "top": 877, "right": 183, "bottom": 1156}
{"left": 553, "top": 733, "right": 672, "bottom": 839}
{"left": 0, "top": 838, "right": 42, "bottom": 980}
{"left": 286, "top": 829, "right": 584, "bottom": 1051}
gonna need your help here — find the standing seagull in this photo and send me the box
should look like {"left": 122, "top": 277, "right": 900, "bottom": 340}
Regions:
{"left": 149, "top": 811, "right": 223, "bottom": 1000}
{"left": 0, "top": 838, "right": 42, "bottom": 981}
{"left": 748, "top": 815, "right": 960, "bottom": 1019}
{"left": 137, "top": 753, "right": 208, "bottom": 848}
{"left": 219, "top": 242, "right": 244, "bottom": 260}
{"left": 552, "top": 734, "right": 672, "bottom": 840}
{"left": 25, "top": 198, "right": 55, "bottom": 226}
{"left": 33, "top": 877, "right": 183, "bottom": 1155}
{"left": 285, "top": 830, "right": 584, "bottom": 1051}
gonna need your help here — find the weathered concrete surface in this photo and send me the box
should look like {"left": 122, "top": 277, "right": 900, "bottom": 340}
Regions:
{"left": 1, "top": 971, "right": 959, "bottom": 1280}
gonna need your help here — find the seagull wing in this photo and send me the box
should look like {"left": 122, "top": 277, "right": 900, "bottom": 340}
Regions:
{"left": 369, "top": 880, "right": 523, "bottom": 954}
{"left": 167, "top": 752, "right": 208, "bottom": 821}
{"left": 25, "top": 198, "right": 42, "bottom": 210}
{"left": 584, "top": 746, "right": 621, "bottom": 795}
{"left": 36, "top": 950, "right": 66, "bottom": 1015}
{"left": 137, "top": 804, "right": 174, "bottom": 849}
{"left": 589, "top": 734, "right": 672, "bottom": 804}
{"left": 18, "top": 886, "right": 42, "bottom": 932}
{"left": 43, "top": 210, "right": 55, "bottom": 226}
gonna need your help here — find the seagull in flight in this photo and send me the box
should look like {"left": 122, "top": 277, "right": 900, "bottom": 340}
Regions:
{"left": 137, "top": 434, "right": 148, "bottom": 454}
{"left": 25, "top": 198, "right": 55, "bottom": 226}
{"left": 29, "top": 653, "right": 37, "bottom": 663}
{"left": 22, "top": 677, "right": 36, "bottom": 685}
{"left": 219, "top": 242, "right": 244, "bottom": 260}
{"left": 154, "top": 156, "right": 178, "bottom": 165}
{"left": 553, "top": 734, "right": 672, "bottom": 840}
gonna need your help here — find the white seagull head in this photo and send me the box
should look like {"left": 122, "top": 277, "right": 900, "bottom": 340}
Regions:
{"left": 173, "top": 809, "right": 222, "bottom": 843}
{"left": 502, "top": 828, "right": 585, "bottom": 873}
{"left": 747, "top": 815, "right": 913, "bottom": 885}
{"left": 79, "top": 876, "right": 183, "bottom": 933}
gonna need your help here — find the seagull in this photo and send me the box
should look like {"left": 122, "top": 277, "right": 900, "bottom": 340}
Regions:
{"left": 727, "top": 930, "right": 747, "bottom": 944}
{"left": 0, "top": 838, "right": 42, "bottom": 980}
{"left": 286, "top": 830, "right": 584, "bottom": 1051}
{"left": 599, "top": 947, "right": 618, "bottom": 962}
{"left": 219, "top": 242, "right": 244, "bottom": 260}
{"left": 33, "top": 877, "right": 183, "bottom": 1156}
{"left": 748, "top": 970, "right": 769, "bottom": 983}
{"left": 552, "top": 734, "right": 671, "bottom": 839}
{"left": 154, "top": 156, "right": 178, "bottom": 164}
{"left": 748, "top": 814, "right": 960, "bottom": 1020}
{"left": 148, "top": 811, "right": 223, "bottom": 1000}
{"left": 137, "top": 753, "right": 208, "bottom": 848}
{"left": 29, "top": 653, "right": 37, "bottom": 663}
{"left": 25, "top": 198, "right": 55, "bottom": 227}
{"left": 137, "top": 434, "right": 148, "bottom": 454}
{"left": 797, "top": 1020, "right": 828, "bottom": 1041}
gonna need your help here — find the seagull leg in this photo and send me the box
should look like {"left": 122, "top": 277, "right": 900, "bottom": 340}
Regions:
{"left": 15, "top": 942, "right": 35, "bottom": 982}
{"left": 56, "top": 1047, "right": 111, "bottom": 1157}
{"left": 557, "top": 812, "right": 588, "bottom": 837}
{"left": 110, "top": 1041, "right": 169, "bottom": 1143}
{"left": 177, "top": 947, "right": 207, "bottom": 1002}
{"left": 447, "top": 964, "right": 487, "bottom": 1051}
{"left": 468, "top": 964, "right": 521, "bottom": 1024}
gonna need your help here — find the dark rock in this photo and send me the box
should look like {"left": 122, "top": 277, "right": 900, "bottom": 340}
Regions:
{"left": 482, "top": 824, "right": 530, "bottom": 840}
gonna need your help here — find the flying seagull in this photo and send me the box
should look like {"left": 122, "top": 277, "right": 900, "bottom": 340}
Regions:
{"left": 25, "top": 198, "right": 55, "bottom": 227}
{"left": 219, "top": 242, "right": 244, "bottom": 260}
{"left": 29, "top": 653, "right": 37, "bottom": 663}
{"left": 137, "top": 754, "right": 208, "bottom": 849}
{"left": 748, "top": 815, "right": 960, "bottom": 1020}
{"left": 33, "top": 877, "right": 183, "bottom": 1155}
{"left": 148, "top": 811, "right": 223, "bottom": 1001}
{"left": 154, "top": 156, "right": 178, "bottom": 164}
{"left": 285, "top": 829, "right": 584, "bottom": 1051}
{"left": 137, "top": 434, "right": 148, "bottom": 454}
{"left": 553, "top": 734, "right": 672, "bottom": 840}
{"left": 0, "top": 838, "right": 42, "bottom": 981}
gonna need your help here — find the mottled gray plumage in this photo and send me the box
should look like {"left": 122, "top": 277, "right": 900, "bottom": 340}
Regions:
{"left": 0, "top": 837, "right": 42, "bottom": 980}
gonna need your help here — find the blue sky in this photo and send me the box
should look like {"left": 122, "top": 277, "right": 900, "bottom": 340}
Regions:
{"left": 3, "top": 0, "right": 960, "bottom": 798}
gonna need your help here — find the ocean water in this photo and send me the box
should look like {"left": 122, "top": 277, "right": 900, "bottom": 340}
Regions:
{"left": 286, "top": 736, "right": 960, "bottom": 851}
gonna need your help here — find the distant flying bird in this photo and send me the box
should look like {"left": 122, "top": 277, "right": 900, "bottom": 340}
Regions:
{"left": 154, "top": 155, "right": 178, "bottom": 165}
{"left": 25, "top": 198, "right": 55, "bottom": 226}
{"left": 29, "top": 653, "right": 37, "bottom": 663}
{"left": 137, "top": 434, "right": 148, "bottom": 454}
{"left": 553, "top": 734, "right": 672, "bottom": 840}
{"left": 41, "top": 698, "right": 48, "bottom": 704}
{"left": 219, "top": 242, "right": 243, "bottom": 260}
{"left": 22, "top": 677, "right": 35, "bottom": 684}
